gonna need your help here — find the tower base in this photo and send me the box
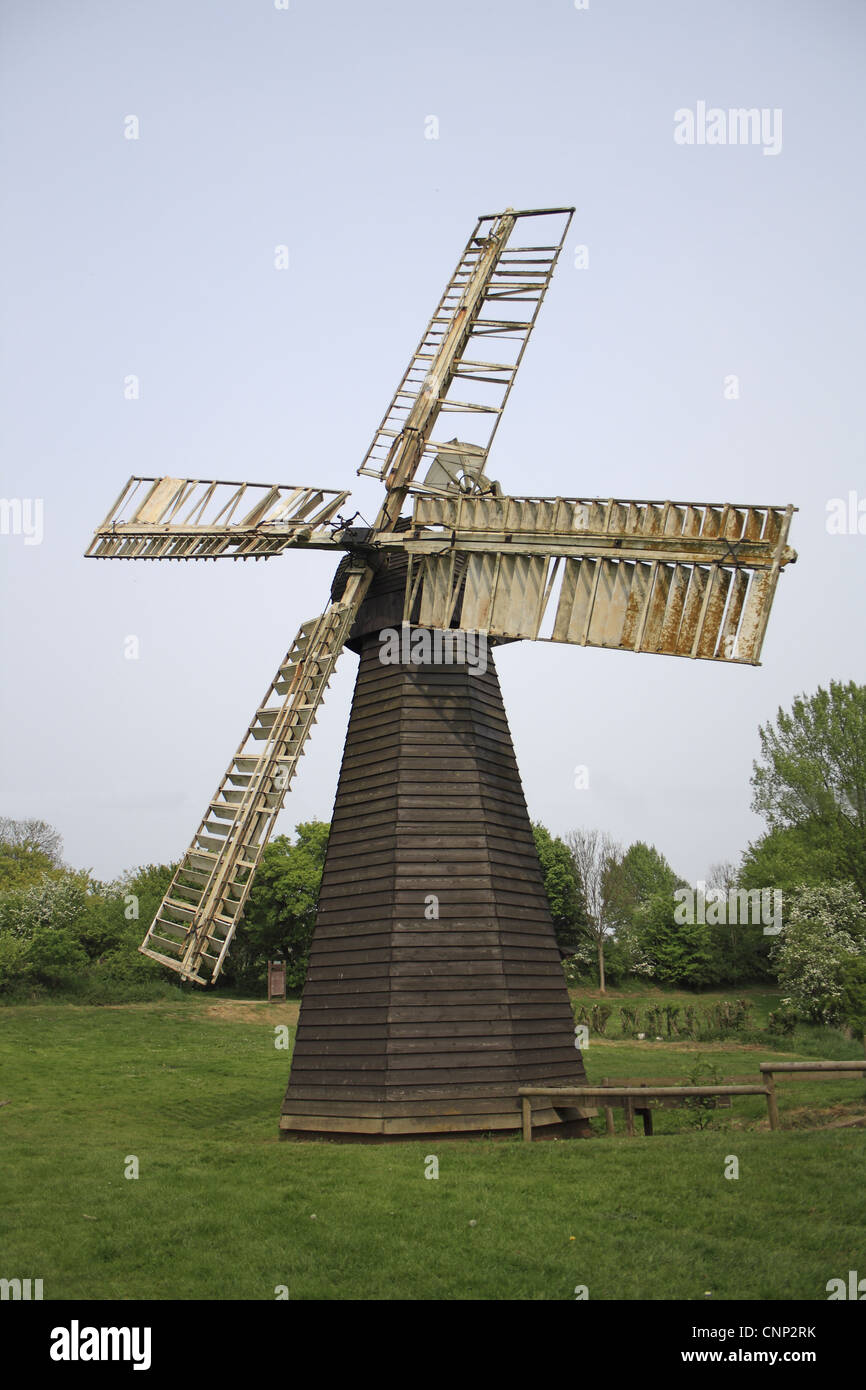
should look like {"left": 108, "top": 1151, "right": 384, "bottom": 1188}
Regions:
{"left": 280, "top": 632, "right": 589, "bottom": 1141}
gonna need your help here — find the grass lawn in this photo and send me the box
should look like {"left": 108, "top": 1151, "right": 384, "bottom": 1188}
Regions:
{"left": 1, "top": 996, "right": 864, "bottom": 1301}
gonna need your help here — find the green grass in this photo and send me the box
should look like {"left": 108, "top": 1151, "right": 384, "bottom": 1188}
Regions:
{"left": 1, "top": 998, "right": 864, "bottom": 1300}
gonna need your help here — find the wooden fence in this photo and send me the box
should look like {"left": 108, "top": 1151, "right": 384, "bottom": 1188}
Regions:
{"left": 759, "top": 1060, "right": 866, "bottom": 1131}
{"left": 519, "top": 1060, "right": 866, "bottom": 1140}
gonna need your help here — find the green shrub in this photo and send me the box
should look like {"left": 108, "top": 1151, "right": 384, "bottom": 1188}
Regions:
{"left": 590, "top": 1003, "right": 612, "bottom": 1036}
{"left": 682, "top": 1058, "right": 724, "bottom": 1130}
{"left": 767, "top": 1002, "right": 798, "bottom": 1036}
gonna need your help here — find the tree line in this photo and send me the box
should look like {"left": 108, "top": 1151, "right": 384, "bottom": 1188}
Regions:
{"left": 0, "top": 680, "right": 864, "bottom": 1041}
{"left": 534, "top": 679, "right": 866, "bottom": 1042}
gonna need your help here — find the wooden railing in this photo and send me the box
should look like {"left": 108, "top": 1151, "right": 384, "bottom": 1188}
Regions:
{"left": 759, "top": 1061, "right": 866, "bottom": 1131}
{"left": 519, "top": 1061, "right": 866, "bottom": 1140}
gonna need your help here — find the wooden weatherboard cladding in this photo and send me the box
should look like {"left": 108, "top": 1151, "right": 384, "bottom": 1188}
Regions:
{"left": 280, "top": 612, "right": 588, "bottom": 1139}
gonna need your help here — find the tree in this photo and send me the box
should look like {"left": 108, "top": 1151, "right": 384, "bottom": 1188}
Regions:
{"left": 606, "top": 840, "right": 683, "bottom": 929}
{"left": 0, "top": 843, "right": 60, "bottom": 891}
{"left": 751, "top": 681, "right": 866, "bottom": 900}
{"left": 601, "top": 841, "right": 685, "bottom": 984}
{"left": 565, "top": 828, "right": 622, "bottom": 992}
{"left": 0, "top": 817, "right": 63, "bottom": 865}
{"left": 532, "top": 823, "right": 588, "bottom": 955}
{"left": 839, "top": 955, "right": 866, "bottom": 1054}
{"left": 739, "top": 822, "right": 844, "bottom": 897}
{"left": 227, "top": 822, "right": 329, "bottom": 992}
{"left": 704, "top": 860, "right": 774, "bottom": 983}
{"left": 120, "top": 863, "right": 176, "bottom": 935}
{"left": 0, "top": 817, "right": 65, "bottom": 890}
{"left": 632, "top": 891, "right": 721, "bottom": 989}
{"left": 771, "top": 882, "right": 866, "bottom": 1025}
{"left": 79, "top": 863, "right": 178, "bottom": 986}
{"left": 707, "top": 861, "right": 738, "bottom": 894}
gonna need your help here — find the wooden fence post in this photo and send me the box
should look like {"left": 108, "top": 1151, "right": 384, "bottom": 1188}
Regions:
{"left": 601, "top": 1077, "right": 616, "bottom": 1135}
{"left": 521, "top": 1094, "right": 532, "bottom": 1143}
{"left": 764, "top": 1068, "right": 780, "bottom": 1131}
{"left": 624, "top": 1097, "right": 635, "bottom": 1137}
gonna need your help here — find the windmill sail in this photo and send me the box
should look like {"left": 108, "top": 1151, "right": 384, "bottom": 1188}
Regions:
{"left": 356, "top": 207, "right": 574, "bottom": 486}
{"left": 86, "top": 477, "right": 349, "bottom": 560}
{"left": 139, "top": 599, "right": 360, "bottom": 983}
{"left": 396, "top": 494, "right": 796, "bottom": 664}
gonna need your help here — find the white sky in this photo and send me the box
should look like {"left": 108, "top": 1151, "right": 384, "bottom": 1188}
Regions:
{"left": 1, "top": 0, "right": 864, "bottom": 885}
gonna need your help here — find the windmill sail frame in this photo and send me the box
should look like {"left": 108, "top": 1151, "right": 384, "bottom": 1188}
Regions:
{"left": 397, "top": 494, "right": 796, "bottom": 665}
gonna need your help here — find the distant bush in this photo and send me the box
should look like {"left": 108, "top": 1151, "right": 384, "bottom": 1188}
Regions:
{"left": 574, "top": 996, "right": 761, "bottom": 1042}
{"left": 0, "top": 862, "right": 180, "bottom": 1003}
{"left": 0, "top": 822, "right": 337, "bottom": 1003}
{"left": 767, "top": 1002, "right": 798, "bottom": 1037}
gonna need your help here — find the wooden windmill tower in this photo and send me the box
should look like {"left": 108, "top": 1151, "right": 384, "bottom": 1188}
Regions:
{"left": 86, "top": 207, "right": 797, "bottom": 1140}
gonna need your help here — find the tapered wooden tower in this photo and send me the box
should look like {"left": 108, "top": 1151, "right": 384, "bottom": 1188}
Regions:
{"left": 279, "top": 563, "right": 589, "bottom": 1139}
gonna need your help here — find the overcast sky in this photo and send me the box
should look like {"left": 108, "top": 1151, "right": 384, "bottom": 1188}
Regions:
{"left": 1, "top": 0, "right": 864, "bottom": 886}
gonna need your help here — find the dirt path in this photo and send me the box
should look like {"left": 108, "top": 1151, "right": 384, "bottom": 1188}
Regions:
{"left": 66, "top": 998, "right": 302, "bottom": 1025}
{"left": 204, "top": 1000, "right": 299, "bottom": 1025}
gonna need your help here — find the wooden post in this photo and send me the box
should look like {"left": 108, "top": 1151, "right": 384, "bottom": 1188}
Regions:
{"left": 521, "top": 1095, "right": 532, "bottom": 1143}
{"left": 765, "top": 1069, "right": 780, "bottom": 1131}
{"left": 601, "top": 1078, "right": 615, "bottom": 1135}
{"left": 640, "top": 1107, "right": 653, "bottom": 1136}
{"left": 624, "top": 1097, "right": 635, "bottom": 1137}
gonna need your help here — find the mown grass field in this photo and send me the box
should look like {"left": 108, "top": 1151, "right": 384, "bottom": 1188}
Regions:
{"left": 1, "top": 992, "right": 864, "bottom": 1300}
